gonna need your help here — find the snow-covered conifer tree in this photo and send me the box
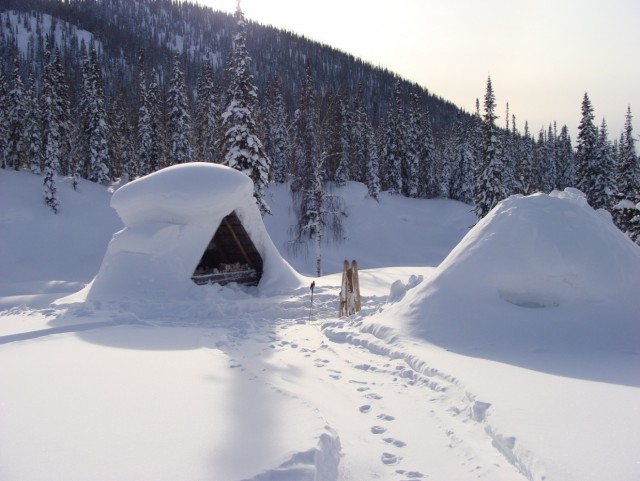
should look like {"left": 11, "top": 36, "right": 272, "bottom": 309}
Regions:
{"left": 380, "top": 80, "right": 404, "bottom": 195}
{"left": 267, "top": 76, "right": 290, "bottom": 183}
{"left": 195, "top": 59, "right": 219, "bottom": 163}
{"left": 5, "top": 57, "right": 26, "bottom": 170}
{"left": 349, "top": 88, "right": 368, "bottom": 183}
{"left": 556, "top": 125, "right": 575, "bottom": 190}
{"left": 147, "top": 70, "right": 165, "bottom": 172}
{"left": 612, "top": 107, "right": 640, "bottom": 241}
{"left": 449, "top": 112, "right": 474, "bottom": 204}
{"left": 24, "top": 71, "right": 42, "bottom": 174}
{"left": 136, "top": 53, "right": 152, "bottom": 177}
{"left": 364, "top": 119, "right": 381, "bottom": 200}
{"left": 81, "top": 47, "right": 111, "bottom": 185}
{"left": 403, "top": 90, "right": 422, "bottom": 198}
{"left": 575, "top": 93, "right": 600, "bottom": 204}
{"left": 517, "top": 122, "right": 535, "bottom": 194}
{"left": 0, "top": 64, "right": 8, "bottom": 169}
{"left": 588, "top": 118, "right": 616, "bottom": 210}
{"left": 168, "top": 54, "right": 194, "bottom": 165}
{"left": 221, "top": 3, "right": 271, "bottom": 215}
{"left": 473, "top": 76, "right": 507, "bottom": 218}
{"left": 334, "top": 96, "right": 351, "bottom": 187}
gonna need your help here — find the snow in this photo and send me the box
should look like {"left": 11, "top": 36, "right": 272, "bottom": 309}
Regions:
{"left": 0, "top": 12, "right": 100, "bottom": 59}
{"left": 1, "top": 166, "right": 639, "bottom": 481}
{"left": 76, "top": 163, "right": 300, "bottom": 301}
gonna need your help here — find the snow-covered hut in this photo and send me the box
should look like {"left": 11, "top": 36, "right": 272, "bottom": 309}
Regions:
{"left": 84, "top": 163, "right": 301, "bottom": 300}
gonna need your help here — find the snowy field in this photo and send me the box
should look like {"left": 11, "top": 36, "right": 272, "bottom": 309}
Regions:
{"left": 1, "top": 166, "right": 639, "bottom": 481}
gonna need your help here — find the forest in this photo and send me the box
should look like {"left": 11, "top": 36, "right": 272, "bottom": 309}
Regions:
{"left": 0, "top": 0, "right": 638, "bottom": 243}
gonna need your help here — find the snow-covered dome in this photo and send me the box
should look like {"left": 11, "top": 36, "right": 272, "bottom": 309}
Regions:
{"left": 384, "top": 188, "right": 640, "bottom": 350}
{"left": 84, "top": 163, "right": 301, "bottom": 300}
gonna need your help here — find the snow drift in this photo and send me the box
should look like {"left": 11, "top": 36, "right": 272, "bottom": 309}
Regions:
{"left": 80, "top": 163, "right": 301, "bottom": 301}
{"left": 378, "top": 188, "right": 640, "bottom": 357}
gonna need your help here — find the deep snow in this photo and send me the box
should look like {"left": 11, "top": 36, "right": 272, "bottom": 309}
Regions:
{"left": 1, "top": 167, "right": 639, "bottom": 481}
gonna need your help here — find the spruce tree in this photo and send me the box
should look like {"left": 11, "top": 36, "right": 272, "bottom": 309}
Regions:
{"left": 167, "top": 54, "right": 194, "bottom": 165}
{"left": 364, "top": 117, "right": 381, "bottom": 200}
{"left": 147, "top": 70, "right": 165, "bottom": 172}
{"left": 136, "top": 53, "right": 152, "bottom": 177}
{"left": 473, "top": 76, "right": 507, "bottom": 218}
{"left": 575, "top": 93, "right": 599, "bottom": 204}
{"left": 612, "top": 107, "right": 640, "bottom": 241}
{"left": 5, "top": 57, "right": 26, "bottom": 171}
{"left": 221, "top": 3, "right": 271, "bottom": 215}
{"left": 41, "top": 46, "right": 63, "bottom": 212}
{"left": 591, "top": 118, "right": 616, "bottom": 209}
{"left": 449, "top": 112, "right": 474, "bottom": 204}
{"left": 403, "top": 90, "right": 422, "bottom": 198}
{"left": 556, "top": 125, "right": 575, "bottom": 189}
{"left": 25, "top": 71, "right": 42, "bottom": 174}
{"left": 334, "top": 95, "right": 351, "bottom": 187}
{"left": 82, "top": 47, "right": 111, "bottom": 184}
{"left": 194, "top": 59, "right": 219, "bottom": 163}
{"left": 0, "top": 64, "right": 8, "bottom": 169}
{"left": 380, "top": 80, "right": 404, "bottom": 195}
{"left": 267, "top": 76, "right": 290, "bottom": 183}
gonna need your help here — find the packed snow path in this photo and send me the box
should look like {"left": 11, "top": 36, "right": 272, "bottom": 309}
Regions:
{"left": 0, "top": 272, "right": 533, "bottom": 481}
{"left": 96, "top": 273, "right": 529, "bottom": 481}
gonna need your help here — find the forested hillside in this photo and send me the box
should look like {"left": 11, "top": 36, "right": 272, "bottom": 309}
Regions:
{"left": 0, "top": 0, "right": 638, "bottom": 243}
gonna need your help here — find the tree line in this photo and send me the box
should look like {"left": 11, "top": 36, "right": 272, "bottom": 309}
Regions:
{"left": 0, "top": 0, "right": 638, "bottom": 247}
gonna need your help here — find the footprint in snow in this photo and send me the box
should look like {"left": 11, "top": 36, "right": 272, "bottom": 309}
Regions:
{"left": 370, "top": 426, "right": 387, "bottom": 434}
{"left": 377, "top": 413, "right": 395, "bottom": 421}
{"left": 359, "top": 404, "right": 372, "bottom": 413}
{"left": 383, "top": 437, "right": 406, "bottom": 448}
{"left": 365, "top": 392, "right": 382, "bottom": 400}
{"left": 381, "top": 452, "right": 401, "bottom": 465}
{"left": 396, "top": 469, "right": 424, "bottom": 479}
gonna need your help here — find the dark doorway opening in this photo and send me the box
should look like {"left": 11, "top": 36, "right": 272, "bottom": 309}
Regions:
{"left": 191, "top": 211, "right": 263, "bottom": 286}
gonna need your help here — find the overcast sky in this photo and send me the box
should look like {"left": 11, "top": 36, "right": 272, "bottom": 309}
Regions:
{"left": 198, "top": 0, "right": 640, "bottom": 140}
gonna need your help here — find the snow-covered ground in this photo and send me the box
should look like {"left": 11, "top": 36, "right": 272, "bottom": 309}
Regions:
{"left": 1, "top": 167, "right": 639, "bottom": 481}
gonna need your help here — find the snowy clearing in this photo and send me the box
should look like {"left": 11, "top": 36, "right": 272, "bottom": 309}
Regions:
{"left": 1, "top": 167, "right": 639, "bottom": 481}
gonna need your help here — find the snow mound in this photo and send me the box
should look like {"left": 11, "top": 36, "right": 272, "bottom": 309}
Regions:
{"left": 437, "top": 188, "right": 640, "bottom": 306}
{"left": 75, "top": 163, "right": 301, "bottom": 302}
{"left": 387, "top": 188, "right": 640, "bottom": 352}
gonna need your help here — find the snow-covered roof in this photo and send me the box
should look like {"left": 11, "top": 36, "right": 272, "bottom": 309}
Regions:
{"left": 85, "top": 163, "right": 301, "bottom": 300}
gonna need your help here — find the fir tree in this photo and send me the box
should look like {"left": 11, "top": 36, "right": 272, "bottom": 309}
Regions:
{"left": 612, "top": 108, "right": 640, "bottom": 240}
{"left": 591, "top": 118, "right": 616, "bottom": 209}
{"left": 267, "top": 76, "right": 290, "bottom": 183}
{"left": 41, "top": 45, "right": 63, "bottom": 211}
{"left": 147, "top": 70, "right": 165, "bottom": 172}
{"left": 364, "top": 117, "right": 380, "bottom": 200}
{"left": 473, "top": 76, "right": 507, "bottom": 218}
{"left": 24, "top": 70, "right": 42, "bottom": 174}
{"left": 616, "top": 106, "right": 639, "bottom": 198}
{"left": 575, "top": 93, "right": 599, "bottom": 204}
{"left": 518, "top": 122, "right": 535, "bottom": 195}
{"left": 380, "top": 80, "right": 404, "bottom": 195}
{"left": 136, "top": 53, "right": 152, "bottom": 177}
{"left": 5, "top": 57, "right": 26, "bottom": 170}
{"left": 0, "top": 64, "right": 8, "bottom": 169}
{"left": 167, "top": 54, "right": 194, "bottom": 165}
{"left": 82, "top": 47, "right": 111, "bottom": 184}
{"left": 334, "top": 95, "right": 351, "bottom": 187}
{"left": 449, "top": 112, "right": 474, "bottom": 204}
{"left": 221, "top": 3, "right": 271, "bottom": 215}
{"left": 403, "top": 90, "right": 422, "bottom": 198}
{"left": 556, "top": 125, "right": 575, "bottom": 189}
{"left": 194, "top": 58, "right": 219, "bottom": 163}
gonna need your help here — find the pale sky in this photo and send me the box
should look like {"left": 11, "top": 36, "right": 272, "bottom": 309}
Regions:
{"left": 198, "top": 0, "right": 640, "bottom": 140}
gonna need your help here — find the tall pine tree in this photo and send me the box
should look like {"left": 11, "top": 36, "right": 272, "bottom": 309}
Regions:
{"left": 473, "top": 76, "right": 507, "bottom": 218}
{"left": 221, "top": 3, "right": 271, "bottom": 215}
{"left": 167, "top": 54, "right": 194, "bottom": 165}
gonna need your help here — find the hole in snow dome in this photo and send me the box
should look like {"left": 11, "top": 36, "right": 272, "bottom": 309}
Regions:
{"left": 498, "top": 289, "right": 561, "bottom": 309}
